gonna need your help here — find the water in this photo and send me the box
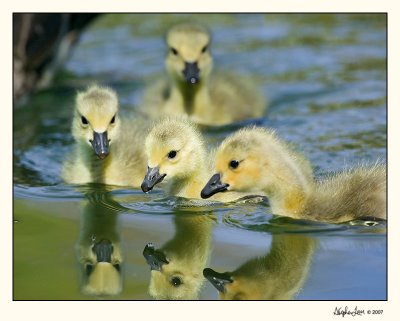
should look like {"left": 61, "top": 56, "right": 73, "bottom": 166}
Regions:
{"left": 13, "top": 13, "right": 386, "bottom": 300}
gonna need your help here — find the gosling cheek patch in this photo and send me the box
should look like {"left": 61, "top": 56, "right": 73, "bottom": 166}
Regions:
{"left": 201, "top": 173, "right": 230, "bottom": 199}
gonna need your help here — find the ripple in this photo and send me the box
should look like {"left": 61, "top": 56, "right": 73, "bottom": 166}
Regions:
{"left": 223, "top": 210, "right": 386, "bottom": 235}
{"left": 13, "top": 183, "right": 144, "bottom": 210}
{"left": 16, "top": 144, "right": 68, "bottom": 186}
{"left": 122, "top": 195, "right": 225, "bottom": 215}
{"left": 13, "top": 184, "right": 85, "bottom": 201}
{"left": 122, "top": 198, "right": 175, "bottom": 215}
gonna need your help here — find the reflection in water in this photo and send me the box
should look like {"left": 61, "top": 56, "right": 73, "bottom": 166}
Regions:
{"left": 77, "top": 188, "right": 123, "bottom": 296}
{"left": 204, "top": 234, "right": 315, "bottom": 300}
{"left": 143, "top": 214, "right": 215, "bottom": 300}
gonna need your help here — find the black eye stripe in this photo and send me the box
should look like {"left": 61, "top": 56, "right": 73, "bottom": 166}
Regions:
{"left": 168, "top": 150, "right": 177, "bottom": 159}
{"left": 229, "top": 160, "right": 240, "bottom": 169}
{"left": 170, "top": 47, "right": 178, "bottom": 55}
{"left": 81, "top": 116, "right": 88, "bottom": 125}
{"left": 110, "top": 115, "right": 116, "bottom": 124}
{"left": 201, "top": 45, "right": 208, "bottom": 53}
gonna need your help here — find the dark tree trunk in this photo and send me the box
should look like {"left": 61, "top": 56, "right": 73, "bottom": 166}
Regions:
{"left": 13, "top": 13, "right": 100, "bottom": 105}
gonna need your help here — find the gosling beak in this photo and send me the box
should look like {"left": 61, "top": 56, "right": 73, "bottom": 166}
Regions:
{"left": 201, "top": 173, "right": 229, "bottom": 199}
{"left": 183, "top": 62, "right": 200, "bottom": 84}
{"left": 141, "top": 166, "right": 166, "bottom": 193}
{"left": 143, "top": 243, "right": 169, "bottom": 272}
{"left": 91, "top": 131, "right": 109, "bottom": 159}
{"left": 92, "top": 239, "right": 113, "bottom": 263}
{"left": 203, "top": 268, "right": 233, "bottom": 293}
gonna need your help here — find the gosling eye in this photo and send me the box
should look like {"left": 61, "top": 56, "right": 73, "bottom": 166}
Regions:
{"left": 167, "top": 150, "right": 177, "bottom": 159}
{"left": 171, "top": 277, "right": 182, "bottom": 287}
{"left": 110, "top": 115, "right": 116, "bottom": 124}
{"left": 201, "top": 45, "right": 208, "bottom": 53}
{"left": 229, "top": 160, "right": 240, "bottom": 169}
{"left": 81, "top": 116, "right": 88, "bottom": 125}
{"left": 170, "top": 47, "right": 178, "bottom": 55}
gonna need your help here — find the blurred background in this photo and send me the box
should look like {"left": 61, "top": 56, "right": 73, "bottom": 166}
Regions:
{"left": 13, "top": 13, "right": 386, "bottom": 300}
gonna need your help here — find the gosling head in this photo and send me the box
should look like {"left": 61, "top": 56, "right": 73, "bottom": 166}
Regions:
{"left": 143, "top": 243, "right": 203, "bottom": 300}
{"left": 72, "top": 85, "right": 120, "bottom": 159}
{"left": 201, "top": 127, "right": 286, "bottom": 198}
{"left": 141, "top": 118, "right": 205, "bottom": 193}
{"left": 165, "top": 23, "right": 212, "bottom": 85}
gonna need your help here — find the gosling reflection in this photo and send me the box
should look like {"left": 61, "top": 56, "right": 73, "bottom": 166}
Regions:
{"left": 143, "top": 214, "right": 215, "bottom": 300}
{"left": 204, "top": 234, "right": 315, "bottom": 300}
{"left": 77, "top": 189, "right": 123, "bottom": 296}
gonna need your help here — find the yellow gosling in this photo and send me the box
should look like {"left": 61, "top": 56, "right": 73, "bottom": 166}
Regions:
{"left": 62, "top": 85, "right": 147, "bottom": 187}
{"left": 141, "top": 117, "right": 255, "bottom": 202}
{"left": 204, "top": 234, "right": 315, "bottom": 300}
{"left": 201, "top": 127, "right": 386, "bottom": 223}
{"left": 139, "top": 23, "right": 266, "bottom": 126}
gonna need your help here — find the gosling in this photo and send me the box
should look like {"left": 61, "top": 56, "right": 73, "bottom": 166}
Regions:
{"left": 62, "top": 85, "right": 147, "bottom": 187}
{"left": 139, "top": 23, "right": 266, "bottom": 126}
{"left": 201, "top": 127, "right": 386, "bottom": 223}
{"left": 141, "top": 117, "right": 254, "bottom": 202}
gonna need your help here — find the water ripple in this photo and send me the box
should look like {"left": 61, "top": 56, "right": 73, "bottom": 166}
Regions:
{"left": 223, "top": 210, "right": 386, "bottom": 235}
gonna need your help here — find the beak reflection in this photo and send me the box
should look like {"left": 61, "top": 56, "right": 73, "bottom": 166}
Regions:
{"left": 203, "top": 268, "right": 233, "bottom": 293}
{"left": 143, "top": 243, "right": 169, "bottom": 272}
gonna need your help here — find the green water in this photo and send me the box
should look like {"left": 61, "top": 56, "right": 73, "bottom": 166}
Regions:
{"left": 13, "top": 13, "right": 386, "bottom": 300}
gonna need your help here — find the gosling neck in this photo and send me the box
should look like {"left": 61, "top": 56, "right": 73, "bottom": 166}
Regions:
{"left": 265, "top": 163, "right": 314, "bottom": 218}
{"left": 171, "top": 77, "right": 210, "bottom": 116}
{"left": 79, "top": 142, "right": 112, "bottom": 183}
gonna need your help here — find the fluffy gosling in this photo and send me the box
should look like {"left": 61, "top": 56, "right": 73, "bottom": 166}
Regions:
{"left": 139, "top": 23, "right": 266, "bottom": 125}
{"left": 62, "top": 85, "right": 147, "bottom": 187}
{"left": 201, "top": 127, "right": 386, "bottom": 223}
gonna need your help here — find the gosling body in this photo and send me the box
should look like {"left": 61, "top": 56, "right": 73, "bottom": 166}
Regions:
{"left": 62, "top": 85, "right": 148, "bottom": 187}
{"left": 140, "top": 23, "right": 266, "bottom": 126}
{"left": 202, "top": 127, "right": 386, "bottom": 223}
